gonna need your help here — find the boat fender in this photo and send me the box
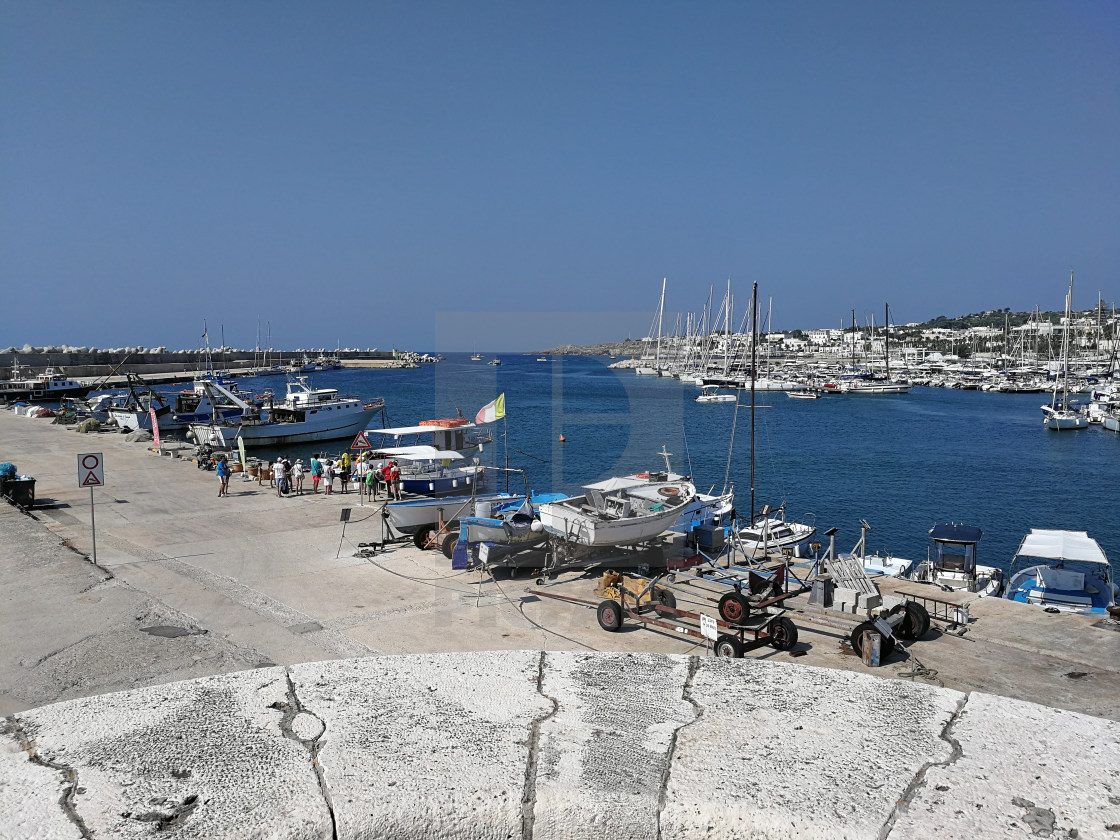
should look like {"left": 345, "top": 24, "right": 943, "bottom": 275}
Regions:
{"left": 658, "top": 486, "right": 680, "bottom": 497}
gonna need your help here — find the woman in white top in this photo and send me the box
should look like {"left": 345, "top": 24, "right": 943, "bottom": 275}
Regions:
{"left": 292, "top": 459, "right": 305, "bottom": 495}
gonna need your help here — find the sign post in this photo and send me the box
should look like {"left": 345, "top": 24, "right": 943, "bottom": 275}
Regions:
{"left": 78, "top": 453, "right": 105, "bottom": 565}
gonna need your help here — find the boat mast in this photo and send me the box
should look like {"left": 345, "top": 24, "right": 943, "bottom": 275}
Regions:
{"left": 885, "top": 302, "right": 891, "bottom": 381}
{"left": 750, "top": 282, "right": 758, "bottom": 524}
{"left": 654, "top": 277, "right": 666, "bottom": 373}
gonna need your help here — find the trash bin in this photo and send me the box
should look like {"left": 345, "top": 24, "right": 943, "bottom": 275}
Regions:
{"left": 1, "top": 476, "right": 36, "bottom": 508}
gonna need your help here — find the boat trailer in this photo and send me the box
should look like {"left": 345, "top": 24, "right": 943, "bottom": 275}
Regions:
{"left": 528, "top": 570, "right": 801, "bottom": 659}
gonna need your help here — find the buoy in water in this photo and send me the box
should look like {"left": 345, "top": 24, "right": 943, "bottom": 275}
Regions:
{"left": 558, "top": 434, "right": 566, "bottom": 442}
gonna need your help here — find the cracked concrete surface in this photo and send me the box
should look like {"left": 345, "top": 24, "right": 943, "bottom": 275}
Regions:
{"left": 4, "top": 652, "right": 1118, "bottom": 839}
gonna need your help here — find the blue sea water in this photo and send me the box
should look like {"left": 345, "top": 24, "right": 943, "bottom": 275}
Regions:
{"left": 231, "top": 354, "right": 1117, "bottom": 575}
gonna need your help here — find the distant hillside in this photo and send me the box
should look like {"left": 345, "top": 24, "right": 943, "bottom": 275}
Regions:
{"left": 536, "top": 305, "right": 1114, "bottom": 355}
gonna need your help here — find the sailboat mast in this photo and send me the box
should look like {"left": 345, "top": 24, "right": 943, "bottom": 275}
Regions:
{"left": 885, "top": 302, "right": 891, "bottom": 381}
{"left": 750, "top": 282, "right": 759, "bottom": 524}
{"left": 654, "top": 277, "right": 666, "bottom": 372}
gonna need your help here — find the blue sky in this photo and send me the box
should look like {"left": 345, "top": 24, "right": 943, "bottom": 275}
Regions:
{"left": 2, "top": 2, "right": 1117, "bottom": 351}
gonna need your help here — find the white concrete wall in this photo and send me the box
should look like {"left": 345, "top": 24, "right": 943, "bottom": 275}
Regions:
{"left": 3, "top": 652, "right": 1118, "bottom": 839}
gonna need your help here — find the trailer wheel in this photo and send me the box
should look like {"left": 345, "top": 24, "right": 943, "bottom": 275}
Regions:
{"left": 714, "top": 634, "right": 744, "bottom": 658}
{"left": 597, "top": 600, "right": 623, "bottom": 632}
{"left": 413, "top": 526, "right": 434, "bottom": 550}
{"left": 850, "top": 621, "right": 895, "bottom": 659}
{"left": 718, "top": 592, "right": 751, "bottom": 624}
{"left": 768, "top": 617, "right": 798, "bottom": 650}
{"left": 441, "top": 533, "right": 458, "bottom": 559}
{"left": 895, "top": 602, "right": 931, "bottom": 641}
{"left": 654, "top": 588, "right": 677, "bottom": 617}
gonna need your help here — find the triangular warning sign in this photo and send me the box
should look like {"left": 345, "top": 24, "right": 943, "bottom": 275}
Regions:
{"left": 81, "top": 471, "right": 102, "bottom": 487}
{"left": 351, "top": 431, "right": 371, "bottom": 450}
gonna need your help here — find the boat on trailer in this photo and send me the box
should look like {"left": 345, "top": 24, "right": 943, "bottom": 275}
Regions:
{"left": 909, "top": 523, "right": 1002, "bottom": 597}
{"left": 1004, "top": 529, "right": 1117, "bottom": 614}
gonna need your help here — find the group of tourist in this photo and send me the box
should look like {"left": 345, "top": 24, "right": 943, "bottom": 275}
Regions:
{"left": 263, "top": 452, "right": 402, "bottom": 500}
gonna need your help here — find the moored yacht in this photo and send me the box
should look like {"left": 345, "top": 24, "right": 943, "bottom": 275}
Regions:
{"left": 1004, "top": 529, "right": 1116, "bottom": 614}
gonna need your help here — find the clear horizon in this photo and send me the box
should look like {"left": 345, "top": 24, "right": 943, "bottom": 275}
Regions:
{"left": 3, "top": 2, "right": 1117, "bottom": 351}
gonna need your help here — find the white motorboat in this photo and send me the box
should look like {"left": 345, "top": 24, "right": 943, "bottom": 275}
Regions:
{"left": 1004, "top": 529, "right": 1117, "bottom": 614}
{"left": 735, "top": 506, "right": 817, "bottom": 557}
{"left": 367, "top": 445, "right": 485, "bottom": 496}
{"left": 909, "top": 524, "right": 1002, "bottom": 596}
{"left": 695, "top": 385, "right": 735, "bottom": 403}
{"left": 786, "top": 390, "right": 820, "bottom": 400}
{"left": 538, "top": 470, "right": 698, "bottom": 548}
{"left": 385, "top": 492, "right": 522, "bottom": 538}
{"left": 188, "top": 377, "right": 384, "bottom": 447}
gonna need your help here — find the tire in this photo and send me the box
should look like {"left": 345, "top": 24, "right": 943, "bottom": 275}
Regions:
{"left": 768, "top": 616, "right": 798, "bottom": 650}
{"left": 714, "top": 634, "right": 744, "bottom": 658}
{"left": 441, "top": 532, "right": 458, "bottom": 560}
{"left": 850, "top": 620, "right": 895, "bottom": 659}
{"left": 597, "top": 599, "right": 623, "bottom": 632}
{"left": 654, "top": 588, "right": 677, "bottom": 617}
{"left": 413, "top": 526, "right": 434, "bottom": 550}
{"left": 718, "top": 592, "right": 751, "bottom": 624}
{"left": 895, "top": 602, "right": 931, "bottom": 641}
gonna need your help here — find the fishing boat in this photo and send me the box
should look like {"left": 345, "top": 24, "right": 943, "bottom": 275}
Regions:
{"left": 1042, "top": 272, "right": 1089, "bottom": 430}
{"left": 538, "top": 469, "right": 698, "bottom": 547}
{"left": 489, "top": 358, "right": 501, "bottom": 366}
{"left": 909, "top": 523, "right": 1003, "bottom": 597}
{"left": 0, "top": 363, "right": 87, "bottom": 401}
{"left": 1004, "top": 529, "right": 1117, "bottom": 613}
{"left": 695, "top": 385, "right": 735, "bottom": 403}
{"left": 460, "top": 498, "right": 546, "bottom": 547}
{"left": 188, "top": 377, "right": 383, "bottom": 447}
{"left": 384, "top": 492, "right": 522, "bottom": 538}
{"left": 108, "top": 376, "right": 246, "bottom": 434}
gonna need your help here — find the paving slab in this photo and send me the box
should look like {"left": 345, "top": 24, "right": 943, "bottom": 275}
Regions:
{"left": 13, "top": 668, "right": 332, "bottom": 839}
{"left": 290, "top": 652, "right": 551, "bottom": 840}
{"left": 889, "top": 691, "right": 1120, "bottom": 840}
{"left": 0, "top": 719, "right": 84, "bottom": 840}
{"left": 660, "top": 658, "right": 964, "bottom": 839}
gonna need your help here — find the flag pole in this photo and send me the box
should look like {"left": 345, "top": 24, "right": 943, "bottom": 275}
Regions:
{"left": 503, "top": 413, "right": 509, "bottom": 493}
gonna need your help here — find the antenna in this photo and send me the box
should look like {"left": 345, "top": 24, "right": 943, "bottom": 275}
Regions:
{"left": 658, "top": 445, "right": 673, "bottom": 474}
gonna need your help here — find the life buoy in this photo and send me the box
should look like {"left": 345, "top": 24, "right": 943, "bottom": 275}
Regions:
{"left": 658, "top": 486, "right": 680, "bottom": 497}
{"left": 636, "top": 472, "right": 649, "bottom": 479}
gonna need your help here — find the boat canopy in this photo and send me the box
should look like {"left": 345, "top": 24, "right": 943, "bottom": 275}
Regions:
{"left": 370, "top": 445, "right": 466, "bottom": 461}
{"left": 369, "top": 423, "right": 478, "bottom": 437}
{"left": 929, "top": 524, "right": 983, "bottom": 544}
{"left": 1014, "top": 529, "right": 1109, "bottom": 565}
{"left": 584, "top": 472, "right": 685, "bottom": 492}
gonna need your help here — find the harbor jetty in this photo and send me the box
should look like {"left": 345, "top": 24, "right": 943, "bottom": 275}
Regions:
{"left": 1, "top": 406, "right": 1118, "bottom": 837}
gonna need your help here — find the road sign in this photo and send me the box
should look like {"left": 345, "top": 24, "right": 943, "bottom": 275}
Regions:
{"left": 351, "top": 431, "right": 371, "bottom": 450}
{"left": 78, "top": 452, "right": 104, "bottom": 488}
{"left": 699, "top": 614, "right": 718, "bottom": 641}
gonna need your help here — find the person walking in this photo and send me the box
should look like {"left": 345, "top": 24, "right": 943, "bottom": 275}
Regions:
{"left": 310, "top": 455, "right": 322, "bottom": 494}
{"left": 293, "top": 459, "right": 305, "bottom": 495}
{"left": 216, "top": 457, "right": 230, "bottom": 497}
{"left": 324, "top": 459, "right": 335, "bottom": 495}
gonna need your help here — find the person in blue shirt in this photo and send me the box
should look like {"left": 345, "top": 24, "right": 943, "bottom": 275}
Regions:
{"left": 216, "top": 457, "right": 230, "bottom": 497}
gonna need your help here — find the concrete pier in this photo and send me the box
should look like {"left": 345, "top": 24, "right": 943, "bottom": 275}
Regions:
{"left": 2, "top": 407, "right": 1119, "bottom": 837}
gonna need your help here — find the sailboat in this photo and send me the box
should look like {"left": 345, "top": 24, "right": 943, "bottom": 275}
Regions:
{"left": 840, "top": 304, "right": 911, "bottom": 394}
{"left": 1041, "top": 271, "right": 1089, "bottom": 430}
{"left": 635, "top": 278, "right": 666, "bottom": 376}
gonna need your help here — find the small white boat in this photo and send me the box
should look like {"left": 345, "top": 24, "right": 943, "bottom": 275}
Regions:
{"left": 539, "top": 471, "right": 698, "bottom": 547}
{"left": 489, "top": 358, "right": 501, "bottom": 366}
{"left": 736, "top": 506, "right": 817, "bottom": 557}
{"left": 1004, "top": 529, "right": 1117, "bottom": 613}
{"left": 695, "top": 385, "right": 735, "bottom": 403}
{"left": 536, "top": 357, "right": 548, "bottom": 362}
{"left": 786, "top": 390, "right": 820, "bottom": 400}
{"left": 909, "top": 524, "right": 1002, "bottom": 596}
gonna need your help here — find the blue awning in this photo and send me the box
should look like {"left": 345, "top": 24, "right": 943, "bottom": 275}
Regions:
{"left": 929, "top": 524, "right": 983, "bottom": 543}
